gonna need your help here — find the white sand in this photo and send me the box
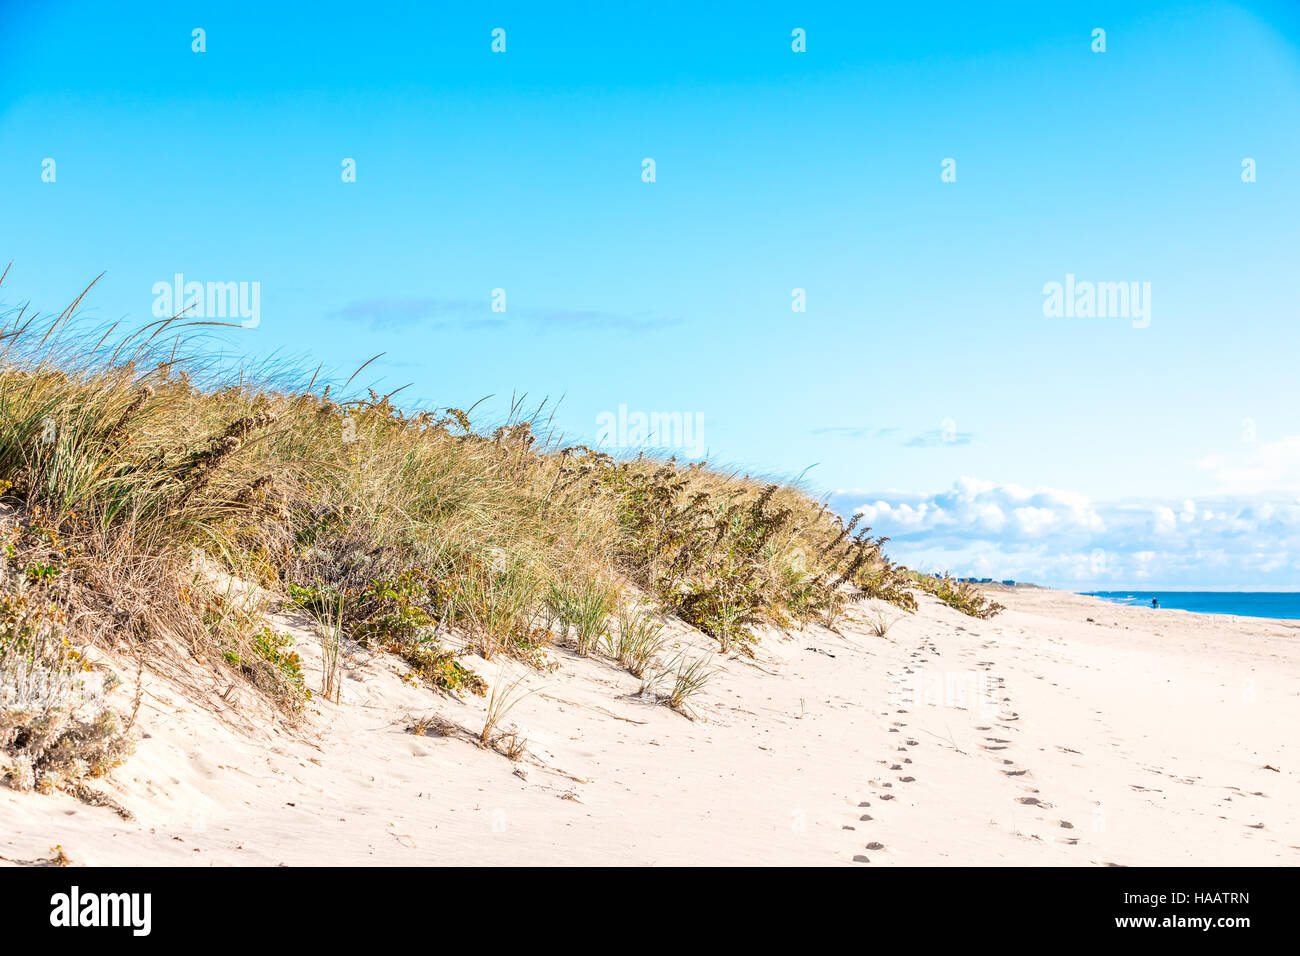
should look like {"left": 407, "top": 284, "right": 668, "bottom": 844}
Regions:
{"left": 3, "top": 587, "right": 1296, "bottom": 866}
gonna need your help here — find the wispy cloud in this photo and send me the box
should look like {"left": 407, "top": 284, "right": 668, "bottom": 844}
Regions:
{"left": 810, "top": 425, "right": 901, "bottom": 439}
{"left": 1196, "top": 435, "right": 1300, "bottom": 494}
{"left": 526, "top": 307, "right": 678, "bottom": 331}
{"left": 902, "top": 428, "right": 973, "bottom": 448}
{"left": 330, "top": 297, "right": 676, "bottom": 333}
{"left": 810, "top": 425, "right": 972, "bottom": 447}
{"left": 329, "top": 297, "right": 503, "bottom": 331}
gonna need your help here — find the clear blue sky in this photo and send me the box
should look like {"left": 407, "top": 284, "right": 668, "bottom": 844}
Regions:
{"left": 3, "top": 1, "right": 1300, "bottom": 587}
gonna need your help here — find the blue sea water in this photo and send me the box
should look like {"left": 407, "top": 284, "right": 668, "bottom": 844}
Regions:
{"left": 1084, "top": 591, "right": 1300, "bottom": 621}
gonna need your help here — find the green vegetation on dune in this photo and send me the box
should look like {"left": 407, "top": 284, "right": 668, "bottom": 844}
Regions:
{"left": 905, "top": 571, "right": 1006, "bottom": 620}
{"left": 0, "top": 274, "right": 998, "bottom": 797}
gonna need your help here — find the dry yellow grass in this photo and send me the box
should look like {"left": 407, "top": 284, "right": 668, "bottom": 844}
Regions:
{"left": 0, "top": 273, "right": 930, "bottom": 796}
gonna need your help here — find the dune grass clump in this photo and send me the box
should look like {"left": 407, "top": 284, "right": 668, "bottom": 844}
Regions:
{"left": 907, "top": 572, "right": 1005, "bottom": 620}
{"left": 453, "top": 554, "right": 552, "bottom": 664}
{"left": 309, "top": 587, "right": 345, "bottom": 702}
{"left": 640, "top": 650, "right": 717, "bottom": 720}
{"left": 478, "top": 666, "right": 535, "bottom": 753}
{"left": 607, "top": 606, "right": 667, "bottom": 677}
{"left": 0, "top": 271, "right": 929, "bottom": 781}
{"left": 545, "top": 573, "right": 620, "bottom": 656}
{"left": 556, "top": 455, "right": 917, "bottom": 653}
{"left": 866, "top": 608, "right": 898, "bottom": 637}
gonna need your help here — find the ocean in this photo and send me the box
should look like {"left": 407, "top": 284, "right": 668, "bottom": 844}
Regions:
{"left": 1084, "top": 591, "right": 1300, "bottom": 621}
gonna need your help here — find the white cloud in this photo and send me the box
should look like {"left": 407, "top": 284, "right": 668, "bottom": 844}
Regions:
{"left": 831, "top": 478, "right": 1300, "bottom": 588}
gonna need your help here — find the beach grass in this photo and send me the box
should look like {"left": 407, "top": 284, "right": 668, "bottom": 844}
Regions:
{"left": 0, "top": 273, "right": 951, "bottom": 792}
{"left": 906, "top": 571, "right": 1006, "bottom": 619}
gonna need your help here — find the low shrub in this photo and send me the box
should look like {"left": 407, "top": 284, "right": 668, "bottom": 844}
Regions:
{"left": 907, "top": 572, "right": 1005, "bottom": 619}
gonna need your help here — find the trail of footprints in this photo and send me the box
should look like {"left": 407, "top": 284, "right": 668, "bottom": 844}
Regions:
{"left": 850, "top": 628, "right": 1079, "bottom": 862}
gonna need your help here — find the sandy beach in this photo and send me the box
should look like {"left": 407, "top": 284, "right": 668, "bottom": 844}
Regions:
{"left": 3, "top": 586, "right": 1295, "bottom": 867}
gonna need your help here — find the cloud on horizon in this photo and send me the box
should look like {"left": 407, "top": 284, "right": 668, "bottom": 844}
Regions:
{"left": 829, "top": 477, "right": 1300, "bottom": 589}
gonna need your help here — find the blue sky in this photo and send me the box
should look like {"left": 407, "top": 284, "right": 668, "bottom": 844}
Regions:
{"left": 3, "top": 1, "right": 1300, "bottom": 588}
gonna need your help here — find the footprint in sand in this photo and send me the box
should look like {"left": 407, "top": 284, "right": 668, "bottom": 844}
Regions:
{"left": 865, "top": 841, "right": 885, "bottom": 850}
{"left": 899, "top": 776, "right": 916, "bottom": 783}
{"left": 853, "top": 854, "right": 870, "bottom": 863}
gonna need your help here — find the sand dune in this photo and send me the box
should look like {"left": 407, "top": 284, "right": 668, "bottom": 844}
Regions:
{"left": 2, "top": 588, "right": 1296, "bottom": 866}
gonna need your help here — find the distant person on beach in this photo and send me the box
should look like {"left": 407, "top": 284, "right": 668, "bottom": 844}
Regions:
{"left": 1151, "top": 597, "right": 1159, "bottom": 609}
